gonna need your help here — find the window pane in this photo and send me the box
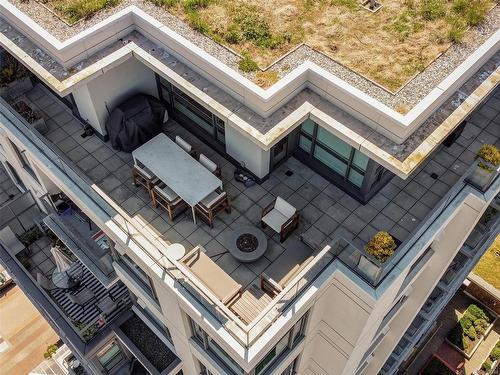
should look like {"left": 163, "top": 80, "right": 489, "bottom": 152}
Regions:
{"left": 348, "top": 169, "right": 364, "bottom": 187}
{"left": 207, "top": 336, "right": 244, "bottom": 374}
{"left": 174, "top": 99, "right": 213, "bottom": 134}
{"left": 300, "top": 119, "right": 315, "bottom": 135}
{"left": 299, "top": 135, "right": 312, "bottom": 153}
{"left": 313, "top": 146, "right": 347, "bottom": 176}
{"left": 316, "top": 127, "right": 351, "bottom": 159}
{"left": 256, "top": 333, "right": 289, "bottom": 375}
{"left": 353, "top": 150, "right": 369, "bottom": 171}
{"left": 98, "top": 343, "right": 124, "bottom": 371}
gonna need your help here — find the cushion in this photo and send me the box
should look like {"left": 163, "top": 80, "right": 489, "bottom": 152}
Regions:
{"left": 201, "top": 191, "right": 225, "bottom": 208}
{"left": 262, "top": 209, "right": 288, "bottom": 233}
{"left": 199, "top": 154, "right": 217, "bottom": 172}
{"left": 175, "top": 136, "right": 192, "bottom": 153}
{"left": 275, "top": 197, "right": 296, "bottom": 218}
{"left": 134, "top": 164, "right": 155, "bottom": 180}
{"left": 155, "top": 184, "right": 179, "bottom": 202}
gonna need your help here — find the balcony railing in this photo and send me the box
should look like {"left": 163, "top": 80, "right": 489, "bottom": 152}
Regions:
{"left": 2, "top": 95, "right": 499, "bottom": 348}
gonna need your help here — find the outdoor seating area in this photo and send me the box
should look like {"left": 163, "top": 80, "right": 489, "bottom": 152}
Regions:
{"left": 11, "top": 227, "right": 130, "bottom": 342}
{"left": 12, "top": 83, "right": 499, "bottom": 325}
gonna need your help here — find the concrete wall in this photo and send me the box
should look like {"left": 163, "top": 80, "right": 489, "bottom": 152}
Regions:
{"left": 225, "top": 125, "right": 270, "bottom": 178}
{"left": 73, "top": 58, "right": 157, "bottom": 135}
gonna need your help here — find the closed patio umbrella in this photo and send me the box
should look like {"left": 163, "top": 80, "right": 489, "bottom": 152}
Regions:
{"left": 51, "top": 246, "right": 73, "bottom": 273}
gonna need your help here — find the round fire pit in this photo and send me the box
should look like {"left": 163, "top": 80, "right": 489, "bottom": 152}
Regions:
{"left": 228, "top": 226, "right": 268, "bottom": 263}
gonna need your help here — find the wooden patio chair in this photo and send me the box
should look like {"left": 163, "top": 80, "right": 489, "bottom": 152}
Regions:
{"left": 151, "top": 182, "right": 188, "bottom": 221}
{"left": 261, "top": 196, "right": 300, "bottom": 242}
{"left": 199, "top": 154, "right": 222, "bottom": 178}
{"left": 132, "top": 163, "right": 159, "bottom": 198}
{"left": 194, "top": 188, "right": 231, "bottom": 228}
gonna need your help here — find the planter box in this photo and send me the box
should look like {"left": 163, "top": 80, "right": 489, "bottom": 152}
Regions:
{"left": 0, "top": 77, "right": 33, "bottom": 100}
{"left": 446, "top": 315, "right": 497, "bottom": 359}
{"left": 467, "top": 159, "right": 499, "bottom": 191}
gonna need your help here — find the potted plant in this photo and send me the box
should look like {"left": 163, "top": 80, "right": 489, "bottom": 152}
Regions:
{"left": 468, "top": 144, "right": 500, "bottom": 191}
{"left": 365, "top": 231, "right": 397, "bottom": 263}
{"left": 10, "top": 100, "right": 48, "bottom": 134}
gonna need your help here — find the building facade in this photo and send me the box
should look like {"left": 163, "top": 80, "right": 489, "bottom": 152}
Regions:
{"left": 0, "top": 2, "right": 499, "bottom": 375}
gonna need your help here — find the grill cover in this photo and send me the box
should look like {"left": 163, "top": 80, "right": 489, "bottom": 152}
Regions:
{"left": 106, "top": 94, "right": 166, "bottom": 152}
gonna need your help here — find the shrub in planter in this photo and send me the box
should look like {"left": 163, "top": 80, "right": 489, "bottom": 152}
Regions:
{"left": 469, "top": 303, "right": 489, "bottom": 321}
{"left": 482, "top": 359, "right": 492, "bottom": 373}
{"left": 365, "top": 231, "right": 396, "bottom": 262}
{"left": 469, "top": 144, "right": 500, "bottom": 190}
{"left": 466, "top": 326, "right": 477, "bottom": 340}
{"left": 44, "top": 344, "right": 58, "bottom": 359}
{"left": 474, "top": 318, "right": 489, "bottom": 336}
{"left": 490, "top": 346, "right": 500, "bottom": 361}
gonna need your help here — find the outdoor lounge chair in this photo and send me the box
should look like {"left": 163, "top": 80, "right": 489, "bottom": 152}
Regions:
{"left": 199, "top": 154, "right": 222, "bottom": 178}
{"left": 195, "top": 188, "right": 231, "bottom": 228}
{"left": 67, "top": 287, "right": 95, "bottom": 306}
{"left": 175, "top": 136, "right": 197, "bottom": 157}
{"left": 132, "top": 163, "right": 159, "bottom": 198}
{"left": 261, "top": 196, "right": 300, "bottom": 242}
{"left": 151, "top": 182, "right": 188, "bottom": 221}
{"left": 181, "top": 247, "right": 241, "bottom": 306}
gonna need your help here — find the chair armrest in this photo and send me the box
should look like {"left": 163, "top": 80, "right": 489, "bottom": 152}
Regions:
{"left": 222, "top": 285, "right": 242, "bottom": 305}
{"left": 281, "top": 212, "right": 299, "bottom": 231}
{"left": 260, "top": 273, "right": 282, "bottom": 295}
{"left": 262, "top": 200, "right": 276, "bottom": 217}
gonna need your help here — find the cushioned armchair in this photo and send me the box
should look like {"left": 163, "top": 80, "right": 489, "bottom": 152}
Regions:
{"left": 195, "top": 189, "right": 231, "bottom": 228}
{"left": 261, "top": 196, "right": 300, "bottom": 242}
{"left": 152, "top": 182, "right": 188, "bottom": 221}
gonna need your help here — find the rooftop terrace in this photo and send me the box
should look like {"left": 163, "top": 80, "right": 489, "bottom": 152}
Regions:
{"left": 2, "top": 83, "right": 498, "bottom": 345}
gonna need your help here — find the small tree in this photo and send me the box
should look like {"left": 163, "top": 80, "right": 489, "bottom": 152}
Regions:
{"left": 476, "top": 144, "right": 500, "bottom": 172}
{"left": 365, "top": 231, "right": 397, "bottom": 263}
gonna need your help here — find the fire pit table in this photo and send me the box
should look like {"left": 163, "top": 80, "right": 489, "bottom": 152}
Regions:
{"left": 228, "top": 226, "right": 268, "bottom": 263}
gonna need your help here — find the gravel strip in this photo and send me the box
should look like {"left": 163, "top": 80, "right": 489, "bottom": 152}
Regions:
{"left": 5, "top": 0, "right": 500, "bottom": 112}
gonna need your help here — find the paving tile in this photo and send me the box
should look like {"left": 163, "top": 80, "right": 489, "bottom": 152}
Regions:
{"left": 246, "top": 256, "right": 270, "bottom": 275}
{"left": 163, "top": 227, "right": 185, "bottom": 243}
{"left": 243, "top": 204, "right": 262, "bottom": 224}
{"left": 187, "top": 227, "right": 213, "bottom": 246}
{"left": 379, "top": 182, "right": 400, "bottom": 200}
{"left": 404, "top": 181, "right": 426, "bottom": 200}
{"left": 135, "top": 205, "right": 158, "bottom": 224}
{"left": 257, "top": 193, "right": 277, "bottom": 209}
{"left": 296, "top": 182, "right": 321, "bottom": 201}
{"left": 309, "top": 173, "right": 329, "bottom": 190}
{"left": 264, "top": 240, "right": 285, "bottom": 262}
{"left": 93, "top": 145, "right": 116, "bottom": 162}
{"left": 302, "top": 203, "right": 323, "bottom": 224}
{"left": 390, "top": 225, "right": 411, "bottom": 242}
{"left": 109, "top": 184, "right": 134, "bottom": 203}
{"left": 244, "top": 184, "right": 267, "bottom": 202}
{"left": 149, "top": 215, "right": 171, "bottom": 235}
{"left": 342, "top": 213, "right": 367, "bottom": 235}
{"left": 102, "top": 155, "right": 125, "bottom": 171}
{"left": 338, "top": 194, "right": 361, "bottom": 211}
{"left": 413, "top": 171, "right": 436, "bottom": 189}
{"left": 204, "top": 239, "right": 228, "bottom": 258}
{"left": 368, "top": 193, "right": 391, "bottom": 211}
{"left": 57, "top": 136, "right": 78, "bottom": 153}
{"left": 314, "top": 214, "right": 339, "bottom": 236}
{"left": 398, "top": 213, "right": 421, "bottom": 233}
{"left": 353, "top": 204, "right": 379, "bottom": 222}
{"left": 216, "top": 253, "right": 240, "bottom": 274}
{"left": 430, "top": 180, "right": 451, "bottom": 197}
{"left": 411, "top": 201, "right": 432, "bottom": 220}
{"left": 311, "top": 193, "right": 334, "bottom": 213}
{"left": 173, "top": 218, "right": 199, "bottom": 238}
{"left": 382, "top": 202, "right": 406, "bottom": 222}
{"left": 230, "top": 265, "right": 256, "bottom": 288}
{"left": 270, "top": 183, "right": 294, "bottom": 199}
{"left": 260, "top": 175, "right": 280, "bottom": 191}
{"left": 287, "top": 192, "right": 309, "bottom": 211}
{"left": 420, "top": 191, "right": 442, "bottom": 207}
{"left": 358, "top": 225, "right": 378, "bottom": 243}
{"left": 99, "top": 175, "right": 122, "bottom": 192}
{"left": 330, "top": 226, "right": 355, "bottom": 241}
{"left": 371, "top": 213, "right": 396, "bottom": 232}
{"left": 322, "top": 183, "right": 345, "bottom": 201}
{"left": 86, "top": 164, "right": 110, "bottom": 182}
{"left": 219, "top": 208, "right": 241, "bottom": 226}
{"left": 393, "top": 191, "right": 417, "bottom": 210}
{"left": 77, "top": 155, "right": 100, "bottom": 172}
{"left": 122, "top": 195, "right": 146, "bottom": 214}
{"left": 281, "top": 173, "right": 306, "bottom": 190}
{"left": 232, "top": 194, "right": 254, "bottom": 212}
{"left": 67, "top": 146, "right": 88, "bottom": 163}
{"left": 325, "top": 203, "right": 351, "bottom": 222}
{"left": 440, "top": 170, "right": 461, "bottom": 186}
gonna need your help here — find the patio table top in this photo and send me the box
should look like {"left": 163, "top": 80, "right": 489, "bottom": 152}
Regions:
{"left": 132, "top": 133, "right": 222, "bottom": 207}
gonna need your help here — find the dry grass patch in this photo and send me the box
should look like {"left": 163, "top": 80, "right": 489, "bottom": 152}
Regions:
{"left": 473, "top": 235, "right": 500, "bottom": 290}
{"left": 36, "top": 0, "right": 121, "bottom": 24}
{"left": 151, "top": 0, "right": 495, "bottom": 90}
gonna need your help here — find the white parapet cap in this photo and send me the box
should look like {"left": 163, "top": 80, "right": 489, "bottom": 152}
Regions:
{"left": 0, "top": 3, "right": 499, "bottom": 178}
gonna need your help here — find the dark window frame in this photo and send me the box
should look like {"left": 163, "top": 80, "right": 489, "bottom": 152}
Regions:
{"left": 10, "top": 141, "right": 39, "bottom": 183}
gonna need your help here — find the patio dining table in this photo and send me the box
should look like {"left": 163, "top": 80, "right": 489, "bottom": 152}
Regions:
{"left": 132, "top": 133, "right": 222, "bottom": 223}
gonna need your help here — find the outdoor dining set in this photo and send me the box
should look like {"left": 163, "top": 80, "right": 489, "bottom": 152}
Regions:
{"left": 132, "top": 133, "right": 230, "bottom": 226}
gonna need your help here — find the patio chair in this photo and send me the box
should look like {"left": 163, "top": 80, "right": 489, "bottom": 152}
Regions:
{"left": 67, "top": 287, "right": 95, "bottom": 306}
{"left": 194, "top": 188, "right": 231, "bottom": 228}
{"left": 151, "top": 182, "right": 188, "bottom": 221}
{"left": 175, "top": 136, "right": 197, "bottom": 157}
{"left": 199, "top": 154, "right": 222, "bottom": 178}
{"left": 36, "top": 272, "right": 58, "bottom": 292}
{"left": 132, "top": 163, "right": 159, "bottom": 198}
{"left": 261, "top": 196, "right": 300, "bottom": 242}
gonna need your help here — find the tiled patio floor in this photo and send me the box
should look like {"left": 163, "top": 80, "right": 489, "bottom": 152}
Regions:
{"left": 17, "top": 84, "right": 500, "bottom": 292}
{"left": 0, "top": 163, "right": 21, "bottom": 207}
